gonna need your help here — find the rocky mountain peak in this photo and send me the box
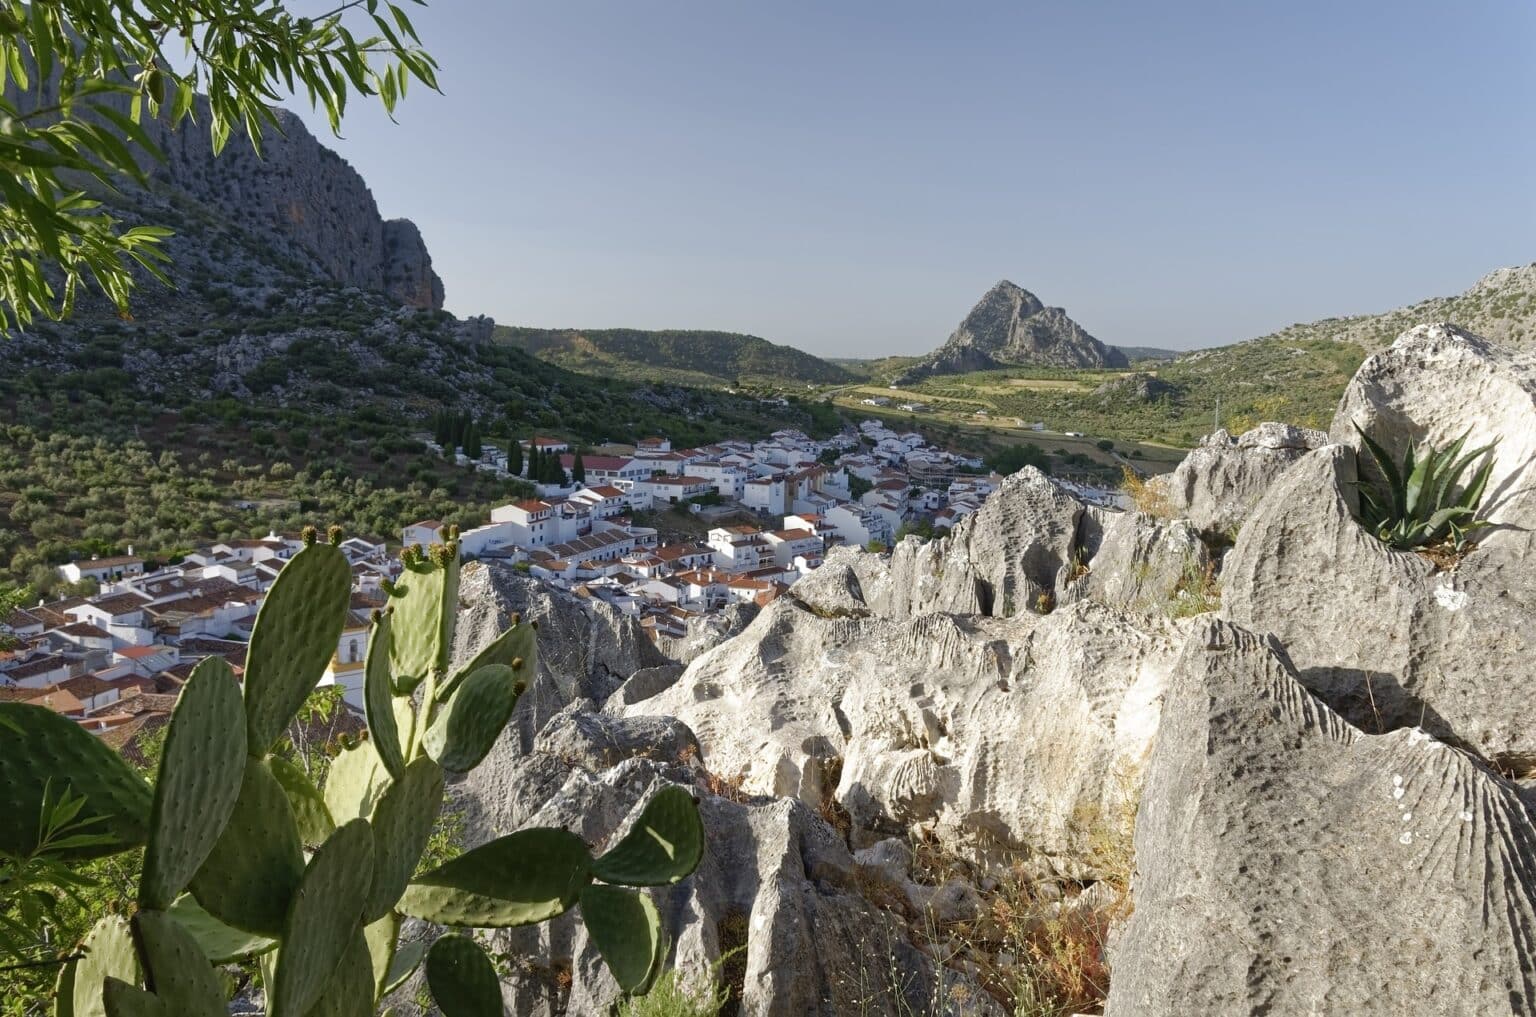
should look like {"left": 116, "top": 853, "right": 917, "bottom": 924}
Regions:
{"left": 895, "top": 279, "right": 1127, "bottom": 383}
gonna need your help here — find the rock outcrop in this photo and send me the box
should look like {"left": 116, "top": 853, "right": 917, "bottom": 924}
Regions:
{"left": 458, "top": 741, "right": 1001, "bottom": 1016}
{"left": 1108, "top": 619, "right": 1536, "bottom": 1016}
{"left": 1148, "top": 422, "right": 1327, "bottom": 535}
{"left": 895, "top": 281, "right": 1127, "bottom": 383}
{"left": 633, "top": 589, "right": 1178, "bottom": 878}
{"left": 453, "top": 562, "right": 668, "bottom": 751}
{"left": 1222, "top": 325, "right": 1536, "bottom": 764}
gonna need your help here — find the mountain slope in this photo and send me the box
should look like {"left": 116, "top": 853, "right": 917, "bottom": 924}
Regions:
{"left": 495, "top": 326, "right": 853, "bottom": 388}
{"left": 895, "top": 281, "right": 1127, "bottom": 383}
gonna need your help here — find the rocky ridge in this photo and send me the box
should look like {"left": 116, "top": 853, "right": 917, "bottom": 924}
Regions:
{"left": 434, "top": 321, "right": 1536, "bottom": 1016}
{"left": 895, "top": 280, "right": 1128, "bottom": 383}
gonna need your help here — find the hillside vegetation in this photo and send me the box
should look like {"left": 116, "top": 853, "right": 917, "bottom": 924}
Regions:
{"left": 495, "top": 326, "right": 853, "bottom": 388}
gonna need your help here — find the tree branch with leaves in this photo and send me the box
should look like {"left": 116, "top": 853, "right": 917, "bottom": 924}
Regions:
{"left": 0, "top": 0, "right": 439, "bottom": 332}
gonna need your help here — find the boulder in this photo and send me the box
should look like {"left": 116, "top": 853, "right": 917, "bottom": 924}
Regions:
{"left": 1058, "top": 507, "right": 1211, "bottom": 618}
{"left": 459, "top": 738, "right": 1000, "bottom": 1016}
{"left": 1222, "top": 325, "right": 1536, "bottom": 764}
{"left": 1150, "top": 422, "right": 1326, "bottom": 535}
{"left": 654, "top": 601, "right": 761, "bottom": 663}
{"left": 454, "top": 561, "right": 668, "bottom": 751}
{"left": 1108, "top": 619, "right": 1536, "bottom": 1016}
{"left": 635, "top": 595, "right": 1178, "bottom": 878}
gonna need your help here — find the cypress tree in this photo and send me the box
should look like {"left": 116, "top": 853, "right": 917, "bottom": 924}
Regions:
{"left": 572, "top": 449, "right": 586, "bottom": 484}
{"left": 464, "top": 423, "right": 482, "bottom": 459}
{"left": 509, "top": 439, "right": 523, "bottom": 476}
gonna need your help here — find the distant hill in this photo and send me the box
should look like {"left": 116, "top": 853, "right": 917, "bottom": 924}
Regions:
{"left": 1245, "top": 263, "right": 1536, "bottom": 353}
{"left": 894, "top": 281, "right": 1127, "bottom": 384}
{"left": 1117, "top": 346, "right": 1183, "bottom": 363}
{"left": 495, "top": 327, "right": 853, "bottom": 388}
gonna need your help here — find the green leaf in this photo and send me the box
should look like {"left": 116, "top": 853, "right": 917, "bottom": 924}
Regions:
{"left": 439, "top": 619, "right": 536, "bottom": 702}
{"left": 72, "top": 916, "right": 140, "bottom": 1017}
{"left": 364, "top": 757, "right": 444, "bottom": 922}
{"left": 381, "top": 939, "right": 425, "bottom": 998}
{"left": 386, "top": 552, "right": 459, "bottom": 686}
{"left": 100, "top": 979, "right": 167, "bottom": 1017}
{"left": 362, "top": 912, "right": 400, "bottom": 1001}
{"left": 271, "top": 819, "right": 375, "bottom": 1017}
{"left": 0, "top": 703, "right": 151, "bottom": 859}
{"left": 139, "top": 657, "right": 247, "bottom": 910}
{"left": 133, "top": 910, "right": 226, "bottom": 1017}
{"left": 424, "top": 935, "right": 501, "bottom": 1017}
{"left": 422, "top": 663, "right": 523, "bottom": 772}
{"left": 189, "top": 757, "right": 305, "bottom": 937}
{"left": 244, "top": 543, "right": 353, "bottom": 754}
{"left": 363, "top": 611, "right": 405, "bottom": 779}
{"left": 591, "top": 786, "right": 705, "bottom": 887}
{"left": 399, "top": 828, "right": 591, "bottom": 928}
{"left": 580, "top": 883, "right": 664, "bottom": 994}
{"left": 303, "top": 927, "right": 375, "bottom": 1017}
{"left": 166, "top": 894, "right": 276, "bottom": 964}
{"left": 268, "top": 756, "right": 336, "bottom": 848}
{"left": 324, "top": 738, "right": 391, "bottom": 825}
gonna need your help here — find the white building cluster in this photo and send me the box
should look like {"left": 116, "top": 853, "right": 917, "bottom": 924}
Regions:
{"left": 415, "top": 424, "right": 1005, "bottom": 646}
{"left": 1, "top": 533, "right": 395, "bottom": 744}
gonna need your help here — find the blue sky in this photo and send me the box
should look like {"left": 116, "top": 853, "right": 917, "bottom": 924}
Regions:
{"left": 293, "top": 0, "right": 1536, "bottom": 357}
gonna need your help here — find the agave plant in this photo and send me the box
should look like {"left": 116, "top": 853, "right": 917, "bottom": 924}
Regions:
{"left": 1353, "top": 424, "right": 1498, "bottom": 551}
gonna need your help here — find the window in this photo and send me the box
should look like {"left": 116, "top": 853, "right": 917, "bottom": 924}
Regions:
{"left": 348, "top": 639, "right": 360, "bottom": 663}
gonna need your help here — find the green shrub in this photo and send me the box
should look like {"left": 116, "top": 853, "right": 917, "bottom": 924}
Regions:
{"left": 1354, "top": 425, "right": 1497, "bottom": 551}
{"left": 0, "top": 529, "right": 704, "bottom": 1013}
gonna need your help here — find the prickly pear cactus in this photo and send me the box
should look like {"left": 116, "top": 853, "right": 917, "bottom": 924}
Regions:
{"left": 42, "top": 526, "right": 705, "bottom": 1017}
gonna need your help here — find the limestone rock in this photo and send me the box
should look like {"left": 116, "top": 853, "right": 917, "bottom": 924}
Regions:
{"left": 879, "top": 468, "right": 1086, "bottom": 620}
{"left": 460, "top": 742, "right": 998, "bottom": 1016}
{"left": 1222, "top": 325, "right": 1536, "bottom": 764}
{"left": 1108, "top": 619, "right": 1536, "bottom": 1016}
{"left": 1059, "top": 508, "right": 1210, "bottom": 618}
{"left": 533, "top": 700, "right": 700, "bottom": 771}
{"left": 896, "top": 281, "right": 1127, "bottom": 384}
{"left": 636, "top": 595, "right": 1178, "bottom": 878}
{"left": 654, "top": 602, "right": 761, "bottom": 663}
{"left": 454, "top": 562, "right": 668, "bottom": 751}
{"left": 1150, "top": 422, "right": 1326, "bottom": 534}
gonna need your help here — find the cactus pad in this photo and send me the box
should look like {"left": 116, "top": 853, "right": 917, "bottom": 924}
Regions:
{"left": 424, "top": 935, "right": 501, "bottom": 1017}
{"left": 139, "top": 657, "right": 247, "bottom": 910}
{"left": 0, "top": 703, "right": 151, "bottom": 859}
{"left": 267, "top": 756, "right": 335, "bottom": 848}
{"left": 72, "top": 915, "right": 139, "bottom": 1017}
{"left": 399, "top": 828, "right": 591, "bottom": 927}
{"left": 323, "top": 739, "right": 391, "bottom": 824}
{"left": 438, "top": 619, "right": 537, "bottom": 703}
{"left": 421, "top": 663, "right": 522, "bottom": 772}
{"left": 133, "top": 910, "right": 226, "bottom": 1016}
{"left": 189, "top": 758, "right": 304, "bottom": 937}
{"left": 167, "top": 894, "right": 275, "bottom": 964}
{"left": 271, "top": 818, "right": 375, "bottom": 1017}
{"left": 590, "top": 786, "right": 705, "bottom": 887}
{"left": 100, "top": 979, "right": 168, "bottom": 1017}
{"left": 244, "top": 543, "right": 353, "bottom": 753}
{"left": 362, "top": 612, "right": 405, "bottom": 779}
{"left": 386, "top": 551, "right": 459, "bottom": 684}
{"left": 580, "top": 883, "right": 664, "bottom": 994}
{"left": 381, "top": 939, "right": 425, "bottom": 999}
{"left": 364, "top": 757, "right": 444, "bottom": 922}
{"left": 302, "top": 928, "right": 375, "bottom": 1017}
{"left": 362, "top": 912, "right": 399, "bottom": 1000}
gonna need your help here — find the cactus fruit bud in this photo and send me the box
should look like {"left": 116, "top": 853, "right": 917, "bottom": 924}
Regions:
{"left": 449, "top": 524, "right": 460, "bottom": 540}
{"left": 381, "top": 579, "right": 397, "bottom": 596}
{"left": 328, "top": 524, "right": 344, "bottom": 546}
{"left": 437, "top": 525, "right": 450, "bottom": 542}
{"left": 510, "top": 611, "right": 522, "bottom": 625}
{"left": 301, "top": 525, "right": 318, "bottom": 547}
{"left": 511, "top": 657, "right": 524, "bottom": 671}
{"left": 428, "top": 543, "right": 454, "bottom": 568}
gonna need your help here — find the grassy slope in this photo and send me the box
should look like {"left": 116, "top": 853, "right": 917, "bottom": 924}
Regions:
{"left": 495, "top": 326, "right": 853, "bottom": 388}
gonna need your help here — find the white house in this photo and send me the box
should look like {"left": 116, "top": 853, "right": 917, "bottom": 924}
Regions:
{"left": 742, "top": 475, "right": 788, "bottom": 516}
{"left": 402, "top": 519, "right": 446, "bottom": 548}
{"left": 488, "top": 500, "right": 556, "bottom": 548}
{"left": 762, "top": 528, "right": 823, "bottom": 568}
{"left": 59, "top": 553, "right": 144, "bottom": 585}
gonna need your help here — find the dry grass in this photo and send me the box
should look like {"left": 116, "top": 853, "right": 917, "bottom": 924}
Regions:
{"left": 1120, "top": 466, "right": 1174, "bottom": 518}
{"left": 697, "top": 767, "right": 751, "bottom": 804}
{"left": 1166, "top": 555, "right": 1220, "bottom": 619}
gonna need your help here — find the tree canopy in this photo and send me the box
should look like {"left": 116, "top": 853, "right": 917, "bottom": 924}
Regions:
{"left": 0, "top": 0, "right": 438, "bottom": 332}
